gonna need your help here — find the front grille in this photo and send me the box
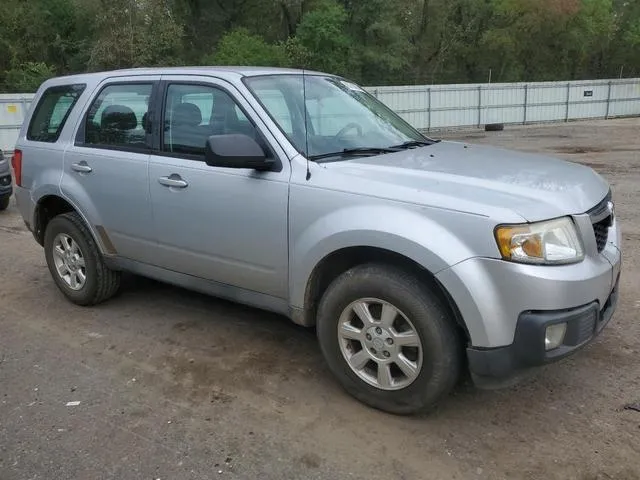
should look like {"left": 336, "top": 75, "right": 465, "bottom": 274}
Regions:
{"left": 593, "top": 219, "right": 610, "bottom": 253}
{"left": 0, "top": 175, "right": 10, "bottom": 187}
{"left": 587, "top": 192, "right": 613, "bottom": 254}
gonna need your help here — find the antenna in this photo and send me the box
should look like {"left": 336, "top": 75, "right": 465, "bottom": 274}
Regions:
{"left": 302, "top": 68, "right": 311, "bottom": 180}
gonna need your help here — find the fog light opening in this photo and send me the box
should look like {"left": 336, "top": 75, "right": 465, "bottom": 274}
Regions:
{"left": 545, "top": 323, "right": 567, "bottom": 351}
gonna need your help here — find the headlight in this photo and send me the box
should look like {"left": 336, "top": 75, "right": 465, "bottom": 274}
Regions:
{"left": 495, "top": 217, "right": 584, "bottom": 265}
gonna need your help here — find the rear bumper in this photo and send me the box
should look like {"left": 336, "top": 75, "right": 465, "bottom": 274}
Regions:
{"left": 467, "top": 275, "right": 619, "bottom": 381}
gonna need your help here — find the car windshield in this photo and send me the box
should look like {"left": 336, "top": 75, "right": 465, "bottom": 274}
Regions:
{"left": 243, "top": 74, "right": 433, "bottom": 160}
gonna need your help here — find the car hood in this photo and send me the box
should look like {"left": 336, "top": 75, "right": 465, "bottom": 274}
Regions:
{"left": 320, "top": 141, "right": 609, "bottom": 222}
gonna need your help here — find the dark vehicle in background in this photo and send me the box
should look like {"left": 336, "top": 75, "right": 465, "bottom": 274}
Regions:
{"left": 0, "top": 149, "right": 12, "bottom": 211}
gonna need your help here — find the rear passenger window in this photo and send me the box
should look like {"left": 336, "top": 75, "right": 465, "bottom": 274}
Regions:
{"left": 83, "top": 83, "right": 152, "bottom": 150}
{"left": 27, "top": 84, "right": 86, "bottom": 142}
{"left": 163, "top": 83, "right": 256, "bottom": 158}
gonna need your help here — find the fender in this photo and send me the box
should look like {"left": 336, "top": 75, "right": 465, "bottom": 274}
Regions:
{"left": 52, "top": 174, "right": 111, "bottom": 255}
{"left": 289, "top": 204, "right": 492, "bottom": 310}
{"left": 29, "top": 181, "right": 62, "bottom": 226}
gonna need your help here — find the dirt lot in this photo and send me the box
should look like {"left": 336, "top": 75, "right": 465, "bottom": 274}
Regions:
{"left": 1, "top": 118, "right": 639, "bottom": 480}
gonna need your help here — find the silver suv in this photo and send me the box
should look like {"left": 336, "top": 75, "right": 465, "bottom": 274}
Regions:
{"left": 13, "top": 67, "right": 621, "bottom": 414}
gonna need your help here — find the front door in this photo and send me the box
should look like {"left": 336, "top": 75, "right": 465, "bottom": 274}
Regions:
{"left": 148, "top": 76, "right": 290, "bottom": 298}
{"left": 61, "top": 77, "right": 159, "bottom": 263}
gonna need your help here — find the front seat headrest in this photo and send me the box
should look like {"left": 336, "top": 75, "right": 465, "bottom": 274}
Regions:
{"left": 101, "top": 105, "right": 138, "bottom": 130}
{"left": 172, "top": 103, "right": 202, "bottom": 127}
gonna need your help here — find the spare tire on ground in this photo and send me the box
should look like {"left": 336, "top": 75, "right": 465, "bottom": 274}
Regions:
{"left": 485, "top": 123, "right": 505, "bottom": 132}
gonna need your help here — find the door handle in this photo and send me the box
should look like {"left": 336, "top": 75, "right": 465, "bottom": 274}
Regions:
{"left": 158, "top": 175, "right": 188, "bottom": 189}
{"left": 71, "top": 162, "right": 92, "bottom": 173}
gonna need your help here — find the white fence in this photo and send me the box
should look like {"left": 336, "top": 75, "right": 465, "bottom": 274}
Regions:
{"left": 2, "top": 78, "right": 640, "bottom": 152}
{"left": 369, "top": 78, "right": 640, "bottom": 130}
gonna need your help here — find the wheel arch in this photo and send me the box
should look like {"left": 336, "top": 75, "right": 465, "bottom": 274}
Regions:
{"left": 294, "top": 245, "right": 470, "bottom": 342}
{"left": 33, "top": 194, "right": 111, "bottom": 255}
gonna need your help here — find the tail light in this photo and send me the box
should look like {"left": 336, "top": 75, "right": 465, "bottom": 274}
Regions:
{"left": 11, "top": 149, "right": 22, "bottom": 187}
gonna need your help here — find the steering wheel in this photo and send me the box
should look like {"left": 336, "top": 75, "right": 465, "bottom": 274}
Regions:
{"left": 335, "top": 122, "right": 363, "bottom": 139}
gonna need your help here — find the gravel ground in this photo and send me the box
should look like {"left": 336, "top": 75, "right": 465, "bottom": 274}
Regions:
{"left": 1, "top": 118, "right": 639, "bottom": 480}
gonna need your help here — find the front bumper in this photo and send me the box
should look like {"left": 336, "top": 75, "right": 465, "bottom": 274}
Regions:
{"left": 467, "top": 274, "right": 619, "bottom": 379}
{"left": 436, "top": 212, "right": 621, "bottom": 383}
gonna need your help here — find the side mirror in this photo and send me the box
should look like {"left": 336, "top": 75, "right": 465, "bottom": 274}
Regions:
{"left": 204, "top": 134, "right": 273, "bottom": 171}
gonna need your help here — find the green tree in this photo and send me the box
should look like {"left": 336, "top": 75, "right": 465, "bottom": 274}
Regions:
{"left": 3, "top": 62, "right": 56, "bottom": 92}
{"left": 606, "top": 0, "right": 640, "bottom": 76}
{"left": 342, "top": 0, "right": 414, "bottom": 84}
{"left": 88, "top": 0, "right": 184, "bottom": 70}
{"left": 204, "top": 28, "right": 290, "bottom": 66}
{"left": 0, "top": 0, "right": 90, "bottom": 90}
{"left": 295, "top": 0, "right": 352, "bottom": 76}
{"left": 472, "top": 0, "right": 616, "bottom": 82}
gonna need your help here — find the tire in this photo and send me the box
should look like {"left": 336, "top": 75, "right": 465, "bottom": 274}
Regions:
{"left": 316, "top": 263, "right": 462, "bottom": 415}
{"left": 0, "top": 195, "right": 9, "bottom": 211}
{"left": 485, "top": 123, "right": 504, "bottom": 132}
{"left": 44, "top": 212, "right": 121, "bottom": 306}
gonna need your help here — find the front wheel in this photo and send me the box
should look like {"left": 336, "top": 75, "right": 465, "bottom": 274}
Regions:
{"left": 0, "top": 195, "right": 9, "bottom": 211}
{"left": 44, "top": 212, "right": 121, "bottom": 306}
{"left": 316, "top": 264, "right": 462, "bottom": 414}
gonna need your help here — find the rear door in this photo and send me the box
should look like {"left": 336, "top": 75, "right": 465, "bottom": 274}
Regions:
{"left": 147, "top": 75, "right": 290, "bottom": 298}
{"left": 61, "top": 76, "right": 160, "bottom": 263}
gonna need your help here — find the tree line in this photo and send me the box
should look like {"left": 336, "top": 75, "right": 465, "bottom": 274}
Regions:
{"left": 1, "top": 0, "right": 639, "bottom": 92}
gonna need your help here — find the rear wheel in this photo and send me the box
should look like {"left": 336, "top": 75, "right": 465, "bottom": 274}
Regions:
{"left": 316, "top": 263, "right": 462, "bottom": 414}
{"left": 44, "top": 212, "right": 121, "bottom": 306}
{"left": 0, "top": 195, "right": 9, "bottom": 211}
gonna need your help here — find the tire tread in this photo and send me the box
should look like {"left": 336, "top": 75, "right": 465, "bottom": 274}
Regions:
{"left": 316, "top": 262, "right": 462, "bottom": 415}
{"left": 47, "top": 212, "right": 120, "bottom": 305}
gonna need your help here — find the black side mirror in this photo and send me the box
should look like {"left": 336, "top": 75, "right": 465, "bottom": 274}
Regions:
{"left": 204, "top": 134, "right": 273, "bottom": 171}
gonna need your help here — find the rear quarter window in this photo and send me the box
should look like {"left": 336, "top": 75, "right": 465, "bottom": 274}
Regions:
{"left": 27, "top": 84, "right": 86, "bottom": 142}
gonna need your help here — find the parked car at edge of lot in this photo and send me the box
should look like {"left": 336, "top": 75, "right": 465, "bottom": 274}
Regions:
{"left": 11, "top": 67, "right": 621, "bottom": 414}
{"left": 0, "top": 149, "right": 12, "bottom": 211}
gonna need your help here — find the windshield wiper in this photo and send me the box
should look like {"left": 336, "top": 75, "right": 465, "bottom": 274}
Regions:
{"left": 309, "top": 147, "right": 399, "bottom": 162}
{"left": 390, "top": 139, "right": 440, "bottom": 149}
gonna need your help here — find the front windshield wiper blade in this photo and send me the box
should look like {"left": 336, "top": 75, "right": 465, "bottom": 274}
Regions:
{"left": 390, "top": 139, "right": 440, "bottom": 149}
{"left": 309, "top": 147, "right": 399, "bottom": 161}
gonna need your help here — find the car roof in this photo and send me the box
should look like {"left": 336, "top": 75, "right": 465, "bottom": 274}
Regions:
{"left": 46, "top": 66, "right": 333, "bottom": 84}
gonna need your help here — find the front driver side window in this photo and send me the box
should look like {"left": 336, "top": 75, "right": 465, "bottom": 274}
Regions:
{"left": 163, "top": 83, "right": 260, "bottom": 158}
